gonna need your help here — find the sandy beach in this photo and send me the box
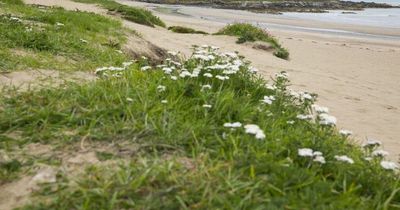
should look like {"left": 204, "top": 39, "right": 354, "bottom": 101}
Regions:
{"left": 22, "top": 0, "right": 400, "bottom": 159}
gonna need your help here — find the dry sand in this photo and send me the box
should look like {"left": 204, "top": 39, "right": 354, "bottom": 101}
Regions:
{"left": 22, "top": 0, "right": 400, "bottom": 160}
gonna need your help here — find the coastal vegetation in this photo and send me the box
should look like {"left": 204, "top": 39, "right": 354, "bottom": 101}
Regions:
{"left": 168, "top": 25, "right": 208, "bottom": 34}
{"left": 1, "top": 0, "right": 399, "bottom": 209}
{"left": 72, "top": 0, "right": 165, "bottom": 27}
{"left": 2, "top": 45, "right": 399, "bottom": 209}
{"left": 216, "top": 23, "right": 289, "bottom": 59}
{"left": 0, "top": 0, "right": 128, "bottom": 72}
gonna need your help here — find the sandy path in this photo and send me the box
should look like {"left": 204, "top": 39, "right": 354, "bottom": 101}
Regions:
{"left": 22, "top": 0, "right": 400, "bottom": 160}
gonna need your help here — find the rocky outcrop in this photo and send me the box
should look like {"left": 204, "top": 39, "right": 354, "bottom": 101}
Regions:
{"left": 133, "top": 0, "right": 398, "bottom": 13}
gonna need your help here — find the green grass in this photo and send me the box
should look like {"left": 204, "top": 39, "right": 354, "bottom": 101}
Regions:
{"left": 72, "top": 0, "right": 165, "bottom": 27}
{"left": 168, "top": 25, "right": 208, "bottom": 34}
{"left": 216, "top": 23, "right": 289, "bottom": 59}
{"left": 1, "top": 46, "right": 398, "bottom": 209}
{"left": 0, "top": 0, "right": 128, "bottom": 72}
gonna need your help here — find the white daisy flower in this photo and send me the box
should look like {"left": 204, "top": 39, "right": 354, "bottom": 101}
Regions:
{"left": 244, "top": 124, "right": 265, "bottom": 140}
{"left": 203, "top": 73, "right": 213, "bottom": 78}
{"left": 339, "top": 129, "right": 353, "bottom": 136}
{"left": 215, "top": 75, "right": 229, "bottom": 81}
{"left": 202, "top": 104, "right": 212, "bottom": 108}
{"left": 298, "top": 148, "right": 314, "bottom": 157}
{"left": 170, "top": 76, "right": 178, "bottom": 80}
{"left": 141, "top": 66, "right": 151, "bottom": 71}
{"left": 362, "top": 139, "right": 382, "bottom": 148}
{"left": 296, "top": 114, "right": 313, "bottom": 120}
{"left": 248, "top": 66, "right": 258, "bottom": 73}
{"left": 313, "top": 151, "right": 323, "bottom": 156}
{"left": 372, "top": 150, "right": 389, "bottom": 157}
{"left": 266, "top": 84, "right": 277, "bottom": 90}
{"left": 380, "top": 161, "right": 399, "bottom": 170}
{"left": 223, "top": 122, "right": 242, "bottom": 128}
{"left": 319, "top": 113, "right": 337, "bottom": 126}
{"left": 261, "top": 96, "right": 275, "bottom": 105}
{"left": 80, "top": 39, "right": 88, "bottom": 43}
{"left": 122, "top": 61, "right": 134, "bottom": 67}
{"left": 314, "top": 156, "right": 326, "bottom": 164}
{"left": 161, "top": 100, "right": 168, "bottom": 104}
{"left": 179, "top": 71, "right": 192, "bottom": 78}
{"left": 157, "top": 85, "right": 166, "bottom": 92}
{"left": 334, "top": 155, "right": 354, "bottom": 164}
{"left": 312, "top": 104, "right": 329, "bottom": 113}
{"left": 162, "top": 67, "right": 173, "bottom": 74}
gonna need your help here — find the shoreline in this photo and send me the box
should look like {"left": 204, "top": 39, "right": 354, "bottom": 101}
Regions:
{"left": 130, "top": 0, "right": 399, "bottom": 13}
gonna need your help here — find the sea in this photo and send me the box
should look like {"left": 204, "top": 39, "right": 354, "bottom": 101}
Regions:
{"left": 282, "top": 0, "right": 400, "bottom": 29}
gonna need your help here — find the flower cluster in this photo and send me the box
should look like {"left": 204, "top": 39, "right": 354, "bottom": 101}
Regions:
{"left": 95, "top": 45, "right": 398, "bottom": 172}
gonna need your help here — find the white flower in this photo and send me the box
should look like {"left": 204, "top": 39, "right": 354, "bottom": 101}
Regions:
{"left": 261, "top": 96, "right": 275, "bottom": 105}
{"left": 372, "top": 150, "right": 389, "bottom": 157}
{"left": 248, "top": 66, "right": 258, "bottom": 73}
{"left": 339, "top": 129, "right": 353, "bottom": 136}
{"left": 201, "top": 84, "right": 212, "bottom": 90}
{"left": 319, "top": 113, "right": 337, "bottom": 126}
{"left": 126, "top": 97, "right": 134, "bottom": 102}
{"left": 122, "top": 62, "right": 134, "bottom": 67}
{"left": 170, "top": 76, "right": 178, "bottom": 80}
{"left": 215, "top": 75, "right": 229, "bottom": 81}
{"left": 161, "top": 100, "right": 168, "bottom": 104}
{"left": 314, "top": 156, "right": 326, "bottom": 164}
{"left": 223, "top": 122, "right": 242, "bottom": 128}
{"left": 55, "top": 22, "right": 64, "bottom": 26}
{"left": 157, "top": 85, "right": 166, "bottom": 92}
{"left": 287, "top": 120, "right": 295, "bottom": 125}
{"left": 167, "top": 51, "right": 178, "bottom": 56}
{"left": 141, "top": 66, "right": 151, "bottom": 71}
{"left": 162, "top": 67, "right": 173, "bottom": 74}
{"left": 313, "top": 151, "right": 323, "bottom": 156}
{"left": 312, "top": 104, "right": 329, "bottom": 113}
{"left": 266, "top": 84, "right": 277, "bottom": 90}
{"left": 203, "top": 73, "right": 213, "bottom": 78}
{"left": 301, "top": 92, "right": 313, "bottom": 100}
{"left": 10, "top": 17, "right": 22, "bottom": 22}
{"left": 364, "top": 157, "right": 373, "bottom": 161}
{"left": 380, "top": 161, "right": 399, "bottom": 170}
{"left": 296, "top": 114, "right": 313, "bottom": 120}
{"left": 275, "top": 71, "right": 289, "bottom": 79}
{"left": 362, "top": 139, "right": 382, "bottom": 147}
{"left": 298, "top": 148, "right": 314, "bottom": 157}
{"left": 179, "top": 71, "right": 192, "bottom": 78}
{"left": 244, "top": 124, "right": 265, "bottom": 140}
{"left": 202, "top": 104, "right": 212, "bottom": 108}
{"left": 334, "top": 155, "right": 354, "bottom": 164}
{"left": 80, "top": 39, "right": 88, "bottom": 43}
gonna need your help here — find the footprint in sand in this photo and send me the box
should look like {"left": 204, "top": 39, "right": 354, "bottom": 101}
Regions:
{"left": 344, "top": 96, "right": 361, "bottom": 101}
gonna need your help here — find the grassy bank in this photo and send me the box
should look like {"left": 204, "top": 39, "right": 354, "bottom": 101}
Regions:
{"left": 0, "top": 0, "right": 128, "bottom": 72}
{"left": 72, "top": 0, "right": 165, "bottom": 27}
{"left": 168, "top": 25, "right": 208, "bottom": 34}
{"left": 1, "top": 46, "right": 398, "bottom": 209}
{"left": 216, "top": 23, "right": 289, "bottom": 59}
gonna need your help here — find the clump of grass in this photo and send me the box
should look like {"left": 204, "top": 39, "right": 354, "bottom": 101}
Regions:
{"left": 72, "top": 0, "right": 165, "bottom": 27}
{"left": 216, "top": 23, "right": 289, "bottom": 59}
{"left": 168, "top": 25, "right": 208, "bottom": 34}
{"left": 0, "top": 2, "right": 128, "bottom": 71}
{"left": 2, "top": 46, "right": 399, "bottom": 209}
